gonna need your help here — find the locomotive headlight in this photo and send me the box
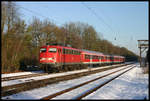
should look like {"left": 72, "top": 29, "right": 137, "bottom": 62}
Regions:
{"left": 48, "top": 57, "right": 55, "bottom": 60}
{"left": 41, "top": 58, "right": 46, "bottom": 60}
{"left": 40, "top": 58, "right": 46, "bottom": 61}
{"left": 48, "top": 58, "right": 52, "bottom": 60}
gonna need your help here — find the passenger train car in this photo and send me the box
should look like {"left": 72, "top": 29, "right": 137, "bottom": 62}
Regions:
{"left": 39, "top": 44, "right": 125, "bottom": 72}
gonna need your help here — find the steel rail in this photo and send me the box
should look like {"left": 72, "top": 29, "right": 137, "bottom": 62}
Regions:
{"left": 2, "top": 73, "right": 48, "bottom": 81}
{"left": 41, "top": 64, "right": 134, "bottom": 100}
{"left": 74, "top": 65, "right": 135, "bottom": 100}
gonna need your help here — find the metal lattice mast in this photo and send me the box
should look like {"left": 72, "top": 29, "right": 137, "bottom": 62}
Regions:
{"left": 137, "top": 40, "right": 149, "bottom": 67}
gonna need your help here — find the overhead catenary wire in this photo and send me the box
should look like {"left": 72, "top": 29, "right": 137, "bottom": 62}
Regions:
{"left": 20, "top": 3, "right": 118, "bottom": 45}
{"left": 81, "top": 2, "right": 117, "bottom": 40}
{"left": 19, "top": 6, "right": 58, "bottom": 25}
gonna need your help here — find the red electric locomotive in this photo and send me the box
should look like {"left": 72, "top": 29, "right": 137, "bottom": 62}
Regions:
{"left": 40, "top": 45, "right": 82, "bottom": 66}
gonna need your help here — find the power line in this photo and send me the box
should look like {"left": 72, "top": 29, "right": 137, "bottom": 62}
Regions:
{"left": 19, "top": 5, "right": 73, "bottom": 46}
{"left": 81, "top": 2, "right": 117, "bottom": 38}
{"left": 19, "top": 6, "right": 57, "bottom": 24}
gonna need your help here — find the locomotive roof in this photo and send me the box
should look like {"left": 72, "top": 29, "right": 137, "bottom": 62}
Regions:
{"left": 41, "top": 45, "right": 81, "bottom": 51}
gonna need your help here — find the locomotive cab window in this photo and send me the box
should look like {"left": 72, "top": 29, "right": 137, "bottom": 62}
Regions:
{"left": 40, "top": 48, "right": 46, "bottom": 53}
{"left": 49, "top": 48, "right": 57, "bottom": 53}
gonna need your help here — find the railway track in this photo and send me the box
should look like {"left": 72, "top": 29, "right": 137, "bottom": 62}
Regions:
{"left": 1, "top": 63, "right": 132, "bottom": 97}
{"left": 41, "top": 65, "right": 135, "bottom": 100}
{"left": 1, "top": 73, "right": 48, "bottom": 81}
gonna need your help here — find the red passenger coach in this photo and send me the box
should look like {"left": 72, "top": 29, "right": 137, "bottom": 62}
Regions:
{"left": 81, "top": 50, "right": 105, "bottom": 66}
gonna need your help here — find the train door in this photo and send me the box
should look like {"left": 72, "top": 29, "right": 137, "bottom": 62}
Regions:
{"left": 57, "top": 48, "right": 62, "bottom": 66}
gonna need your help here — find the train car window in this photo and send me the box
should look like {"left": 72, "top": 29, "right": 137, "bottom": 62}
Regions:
{"left": 70, "top": 49, "right": 72, "bottom": 54}
{"left": 75, "top": 51, "right": 77, "bottom": 55}
{"left": 63, "top": 48, "right": 65, "bottom": 54}
{"left": 76, "top": 51, "right": 78, "bottom": 55}
{"left": 92, "top": 55, "right": 94, "bottom": 59}
{"left": 40, "top": 48, "right": 46, "bottom": 53}
{"left": 77, "top": 51, "right": 80, "bottom": 55}
{"left": 85, "top": 54, "right": 90, "bottom": 59}
{"left": 74, "top": 50, "right": 76, "bottom": 55}
{"left": 65, "top": 49, "right": 67, "bottom": 54}
{"left": 89, "top": 55, "right": 91, "bottom": 59}
{"left": 101, "top": 56, "right": 104, "bottom": 60}
{"left": 67, "top": 49, "right": 69, "bottom": 54}
{"left": 96, "top": 56, "right": 98, "bottom": 59}
{"left": 66, "top": 49, "right": 68, "bottom": 54}
{"left": 89, "top": 55, "right": 90, "bottom": 59}
{"left": 70, "top": 50, "right": 72, "bottom": 54}
{"left": 85, "top": 54, "right": 87, "bottom": 59}
{"left": 68, "top": 49, "right": 70, "bottom": 54}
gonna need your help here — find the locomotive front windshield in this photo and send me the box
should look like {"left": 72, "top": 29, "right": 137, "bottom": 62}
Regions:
{"left": 49, "top": 48, "right": 57, "bottom": 53}
{"left": 40, "top": 48, "right": 46, "bottom": 53}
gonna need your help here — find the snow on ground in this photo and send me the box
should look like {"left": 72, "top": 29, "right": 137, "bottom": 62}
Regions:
{"left": 52, "top": 66, "right": 134, "bottom": 99}
{"left": 2, "top": 63, "right": 148, "bottom": 100}
{"left": 1, "top": 71, "right": 44, "bottom": 78}
{"left": 1, "top": 64, "right": 122, "bottom": 87}
{"left": 83, "top": 64, "right": 149, "bottom": 100}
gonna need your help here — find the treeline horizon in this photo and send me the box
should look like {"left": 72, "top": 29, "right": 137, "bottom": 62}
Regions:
{"left": 1, "top": 2, "right": 139, "bottom": 73}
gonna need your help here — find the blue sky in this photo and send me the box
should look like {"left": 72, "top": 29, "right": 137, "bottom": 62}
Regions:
{"left": 15, "top": 1, "right": 148, "bottom": 56}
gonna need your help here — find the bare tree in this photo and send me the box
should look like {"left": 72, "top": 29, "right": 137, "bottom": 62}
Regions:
{"left": 1, "top": 1, "right": 20, "bottom": 34}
